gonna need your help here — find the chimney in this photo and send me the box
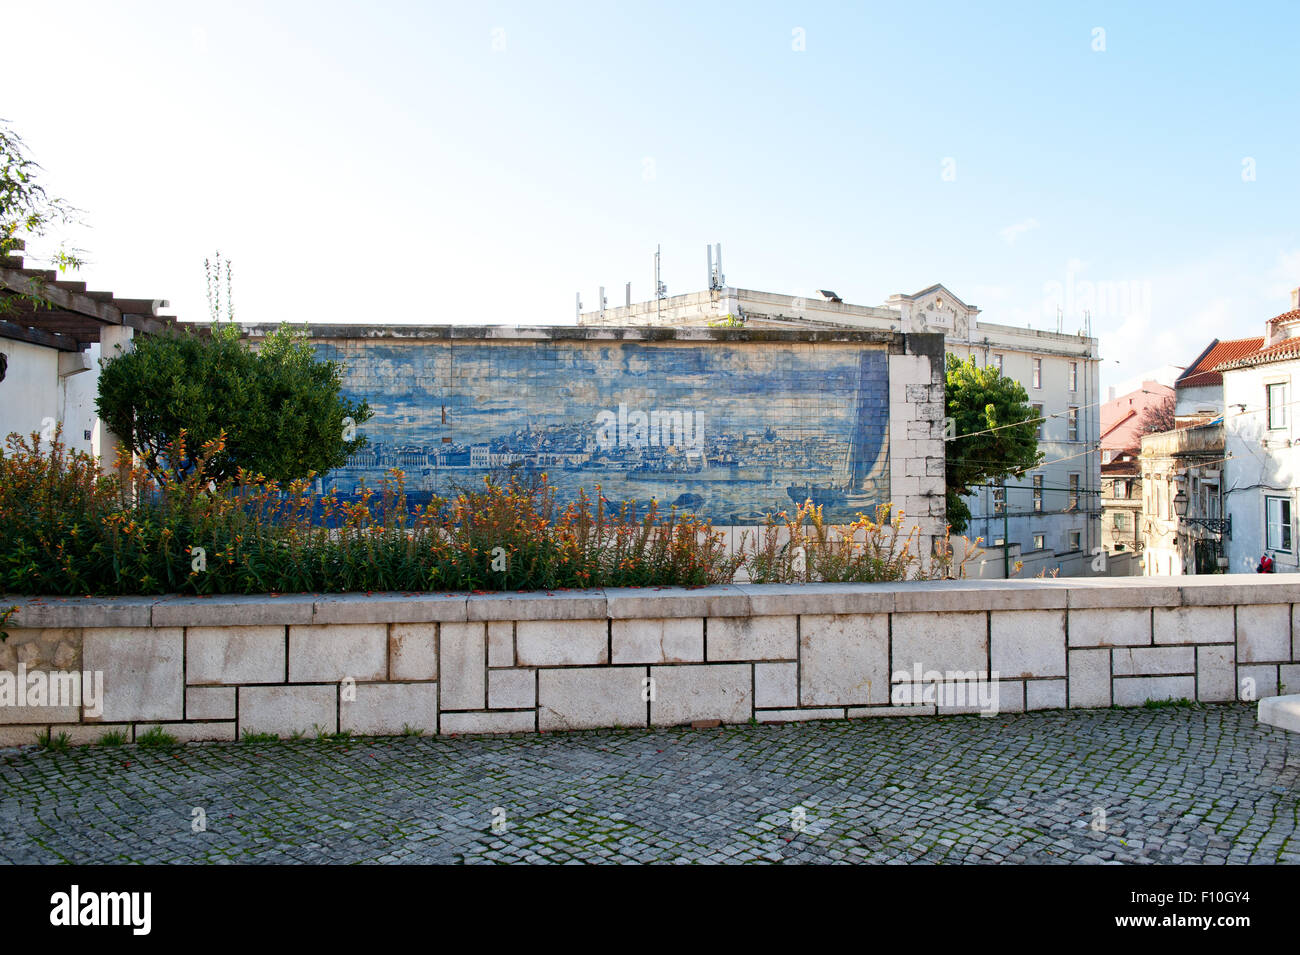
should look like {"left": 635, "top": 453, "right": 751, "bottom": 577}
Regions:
{"left": 1107, "top": 386, "right": 1116, "bottom": 401}
{"left": 1292, "top": 287, "right": 1299, "bottom": 310}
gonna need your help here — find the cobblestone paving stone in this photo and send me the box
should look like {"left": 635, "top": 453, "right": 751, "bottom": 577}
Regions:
{"left": 0, "top": 703, "right": 1296, "bottom": 864}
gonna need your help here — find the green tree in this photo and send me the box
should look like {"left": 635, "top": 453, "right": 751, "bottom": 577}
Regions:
{"left": 944, "top": 354, "right": 1042, "bottom": 534}
{"left": 96, "top": 321, "right": 372, "bottom": 483}
{"left": 0, "top": 120, "right": 83, "bottom": 316}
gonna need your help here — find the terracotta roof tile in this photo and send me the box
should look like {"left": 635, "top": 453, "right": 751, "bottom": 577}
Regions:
{"left": 1176, "top": 336, "right": 1265, "bottom": 387}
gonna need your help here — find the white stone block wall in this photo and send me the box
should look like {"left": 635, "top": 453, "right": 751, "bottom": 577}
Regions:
{"left": 2, "top": 576, "right": 1298, "bottom": 744}
{"left": 888, "top": 335, "right": 947, "bottom": 555}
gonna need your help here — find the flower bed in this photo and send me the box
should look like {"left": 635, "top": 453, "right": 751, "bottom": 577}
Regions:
{"left": 0, "top": 432, "right": 973, "bottom": 597}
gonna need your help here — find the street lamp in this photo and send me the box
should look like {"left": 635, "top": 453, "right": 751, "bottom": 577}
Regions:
{"left": 1173, "top": 488, "right": 1232, "bottom": 538}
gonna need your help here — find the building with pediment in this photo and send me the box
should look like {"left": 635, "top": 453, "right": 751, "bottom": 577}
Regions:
{"left": 578, "top": 279, "right": 1101, "bottom": 575}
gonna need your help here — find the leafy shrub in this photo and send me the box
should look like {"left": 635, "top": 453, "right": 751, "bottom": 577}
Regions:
{"left": 95, "top": 322, "right": 371, "bottom": 484}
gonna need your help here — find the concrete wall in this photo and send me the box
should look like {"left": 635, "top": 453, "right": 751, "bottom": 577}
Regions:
{"left": 2, "top": 576, "right": 1294, "bottom": 745}
{"left": 0, "top": 338, "right": 58, "bottom": 450}
{"left": 0, "top": 337, "right": 98, "bottom": 456}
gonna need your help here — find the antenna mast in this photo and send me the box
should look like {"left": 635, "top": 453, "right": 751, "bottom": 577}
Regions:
{"left": 654, "top": 244, "right": 667, "bottom": 322}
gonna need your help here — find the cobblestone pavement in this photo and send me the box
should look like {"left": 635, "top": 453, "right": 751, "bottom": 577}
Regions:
{"left": 0, "top": 703, "right": 1297, "bottom": 864}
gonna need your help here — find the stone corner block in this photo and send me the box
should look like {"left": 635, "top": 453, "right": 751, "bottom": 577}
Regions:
{"left": 800, "top": 613, "right": 889, "bottom": 706}
{"left": 706, "top": 615, "right": 796, "bottom": 662}
{"left": 990, "top": 610, "right": 1065, "bottom": 679}
{"left": 650, "top": 663, "right": 752, "bottom": 727}
{"left": 611, "top": 617, "right": 703, "bottom": 664}
{"left": 187, "top": 626, "right": 285, "bottom": 685}
{"left": 538, "top": 667, "right": 646, "bottom": 731}
{"left": 82, "top": 628, "right": 184, "bottom": 723}
{"left": 389, "top": 623, "right": 438, "bottom": 681}
{"left": 340, "top": 682, "right": 438, "bottom": 735}
{"left": 517, "top": 619, "right": 607, "bottom": 666}
{"left": 239, "top": 684, "right": 337, "bottom": 737}
{"left": 288, "top": 624, "right": 386, "bottom": 683}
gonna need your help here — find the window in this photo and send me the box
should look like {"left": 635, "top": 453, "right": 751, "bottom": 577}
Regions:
{"left": 1069, "top": 362, "right": 1078, "bottom": 392}
{"left": 1032, "top": 358, "right": 1042, "bottom": 389}
{"left": 1114, "top": 512, "right": 1128, "bottom": 530}
{"left": 1266, "top": 496, "right": 1292, "bottom": 552}
{"left": 1032, "top": 403, "right": 1044, "bottom": 440}
{"left": 1032, "top": 534, "right": 1045, "bottom": 550}
{"left": 992, "top": 483, "right": 1005, "bottom": 513}
{"left": 1068, "top": 473, "right": 1080, "bottom": 509}
{"left": 1068, "top": 530, "right": 1081, "bottom": 551}
{"left": 1067, "top": 406, "right": 1079, "bottom": 441}
{"left": 1268, "top": 382, "right": 1287, "bottom": 430}
{"left": 1032, "top": 474, "right": 1043, "bottom": 511}
{"left": 992, "top": 353, "right": 1003, "bottom": 373}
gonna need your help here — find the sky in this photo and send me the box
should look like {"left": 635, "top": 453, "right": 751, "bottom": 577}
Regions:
{"left": 5, "top": 0, "right": 1299, "bottom": 391}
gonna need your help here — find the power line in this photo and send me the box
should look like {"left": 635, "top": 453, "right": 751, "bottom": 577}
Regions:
{"left": 945, "top": 389, "right": 1164, "bottom": 444}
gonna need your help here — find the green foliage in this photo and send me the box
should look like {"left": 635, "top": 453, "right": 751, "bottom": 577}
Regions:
{"left": 943, "top": 354, "right": 1042, "bottom": 534}
{"left": 97, "top": 730, "right": 128, "bottom": 747}
{"left": 0, "top": 120, "right": 83, "bottom": 286}
{"left": 205, "top": 251, "right": 234, "bottom": 323}
{"left": 0, "top": 430, "right": 742, "bottom": 595}
{"left": 36, "top": 729, "right": 70, "bottom": 752}
{"left": 241, "top": 730, "right": 279, "bottom": 743}
{"left": 0, "top": 431, "right": 983, "bottom": 596}
{"left": 1141, "top": 697, "right": 1198, "bottom": 709}
{"left": 136, "top": 726, "right": 179, "bottom": 747}
{"left": 95, "top": 321, "right": 372, "bottom": 484}
{"left": 707, "top": 312, "right": 745, "bottom": 328}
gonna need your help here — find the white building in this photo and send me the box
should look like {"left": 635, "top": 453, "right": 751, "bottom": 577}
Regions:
{"left": 578, "top": 280, "right": 1101, "bottom": 572}
{"left": 1217, "top": 289, "right": 1300, "bottom": 573}
{"left": 0, "top": 250, "right": 175, "bottom": 466}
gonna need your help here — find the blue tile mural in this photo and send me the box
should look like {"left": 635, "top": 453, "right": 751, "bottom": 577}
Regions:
{"left": 312, "top": 338, "right": 891, "bottom": 523}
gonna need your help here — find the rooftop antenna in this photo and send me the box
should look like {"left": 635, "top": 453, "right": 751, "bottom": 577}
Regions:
{"left": 598, "top": 286, "right": 607, "bottom": 322}
{"left": 575, "top": 292, "right": 582, "bottom": 321}
{"left": 625, "top": 282, "right": 631, "bottom": 307}
{"left": 1056, "top": 306, "right": 1063, "bottom": 334}
{"left": 655, "top": 244, "right": 667, "bottom": 322}
{"left": 708, "top": 242, "right": 725, "bottom": 290}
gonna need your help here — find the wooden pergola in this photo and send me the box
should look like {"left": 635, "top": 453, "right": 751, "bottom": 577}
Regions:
{"left": 0, "top": 245, "right": 178, "bottom": 352}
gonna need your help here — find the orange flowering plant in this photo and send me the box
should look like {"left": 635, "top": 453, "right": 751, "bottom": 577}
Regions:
{"left": 0, "top": 432, "right": 974, "bottom": 596}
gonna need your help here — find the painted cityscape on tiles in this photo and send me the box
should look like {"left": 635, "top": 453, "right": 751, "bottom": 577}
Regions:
{"left": 313, "top": 339, "right": 892, "bottom": 523}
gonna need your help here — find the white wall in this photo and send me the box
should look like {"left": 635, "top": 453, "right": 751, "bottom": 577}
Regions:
{"left": 0, "top": 339, "right": 58, "bottom": 452}
{"left": 1223, "top": 359, "right": 1300, "bottom": 573}
{"left": 0, "top": 338, "right": 99, "bottom": 457}
{"left": 1176, "top": 382, "right": 1221, "bottom": 421}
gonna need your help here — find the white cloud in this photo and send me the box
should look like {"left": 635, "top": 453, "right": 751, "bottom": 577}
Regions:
{"left": 998, "top": 218, "right": 1039, "bottom": 245}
